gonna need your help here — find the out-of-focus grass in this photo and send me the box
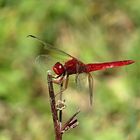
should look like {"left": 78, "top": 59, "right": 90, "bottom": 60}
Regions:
{"left": 0, "top": 0, "right": 139, "bottom": 140}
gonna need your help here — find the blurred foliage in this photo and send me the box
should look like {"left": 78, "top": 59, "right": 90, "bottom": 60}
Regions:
{"left": 0, "top": 0, "right": 139, "bottom": 140}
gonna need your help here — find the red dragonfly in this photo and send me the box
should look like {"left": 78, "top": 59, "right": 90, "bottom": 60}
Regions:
{"left": 28, "top": 35, "right": 134, "bottom": 105}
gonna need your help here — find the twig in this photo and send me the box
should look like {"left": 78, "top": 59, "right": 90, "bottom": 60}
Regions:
{"left": 47, "top": 72, "right": 62, "bottom": 140}
{"left": 47, "top": 72, "right": 80, "bottom": 140}
{"left": 61, "top": 110, "right": 80, "bottom": 134}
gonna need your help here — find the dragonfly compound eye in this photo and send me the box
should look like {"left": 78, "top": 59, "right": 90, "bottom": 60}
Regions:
{"left": 53, "top": 62, "right": 65, "bottom": 75}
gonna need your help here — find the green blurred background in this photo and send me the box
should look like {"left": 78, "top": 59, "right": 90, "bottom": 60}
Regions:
{"left": 0, "top": 0, "right": 139, "bottom": 140}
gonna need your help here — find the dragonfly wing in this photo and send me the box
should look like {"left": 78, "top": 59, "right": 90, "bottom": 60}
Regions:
{"left": 87, "top": 73, "right": 93, "bottom": 106}
{"left": 28, "top": 35, "right": 74, "bottom": 61}
{"left": 74, "top": 73, "right": 93, "bottom": 105}
{"left": 35, "top": 54, "right": 62, "bottom": 76}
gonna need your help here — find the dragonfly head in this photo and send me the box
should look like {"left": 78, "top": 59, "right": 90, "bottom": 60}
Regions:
{"left": 53, "top": 62, "right": 65, "bottom": 75}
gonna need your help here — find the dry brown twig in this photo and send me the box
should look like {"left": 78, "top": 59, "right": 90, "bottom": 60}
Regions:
{"left": 47, "top": 71, "right": 80, "bottom": 140}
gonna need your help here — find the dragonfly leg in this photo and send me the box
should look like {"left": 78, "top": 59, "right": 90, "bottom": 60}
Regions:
{"left": 87, "top": 73, "right": 94, "bottom": 106}
{"left": 55, "top": 74, "right": 69, "bottom": 97}
{"left": 52, "top": 75, "right": 64, "bottom": 85}
{"left": 75, "top": 73, "right": 79, "bottom": 84}
{"left": 75, "top": 63, "right": 81, "bottom": 84}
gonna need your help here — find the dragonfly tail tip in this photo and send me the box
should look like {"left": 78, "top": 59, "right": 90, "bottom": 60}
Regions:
{"left": 126, "top": 60, "right": 135, "bottom": 65}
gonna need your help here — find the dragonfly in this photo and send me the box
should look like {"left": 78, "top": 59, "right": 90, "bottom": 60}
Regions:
{"left": 28, "top": 35, "right": 134, "bottom": 105}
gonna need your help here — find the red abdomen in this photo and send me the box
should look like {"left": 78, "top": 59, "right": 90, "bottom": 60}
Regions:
{"left": 86, "top": 60, "right": 134, "bottom": 73}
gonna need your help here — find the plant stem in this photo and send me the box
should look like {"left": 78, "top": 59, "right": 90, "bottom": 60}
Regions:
{"left": 47, "top": 73, "right": 62, "bottom": 140}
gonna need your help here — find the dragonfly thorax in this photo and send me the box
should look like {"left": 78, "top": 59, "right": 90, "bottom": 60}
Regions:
{"left": 53, "top": 62, "right": 65, "bottom": 75}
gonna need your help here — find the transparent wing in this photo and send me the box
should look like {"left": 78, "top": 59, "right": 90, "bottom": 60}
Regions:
{"left": 74, "top": 72, "right": 93, "bottom": 106}
{"left": 28, "top": 35, "right": 74, "bottom": 61}
{"left": 35, "top": 54, "right": 61, "bottom": 76}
